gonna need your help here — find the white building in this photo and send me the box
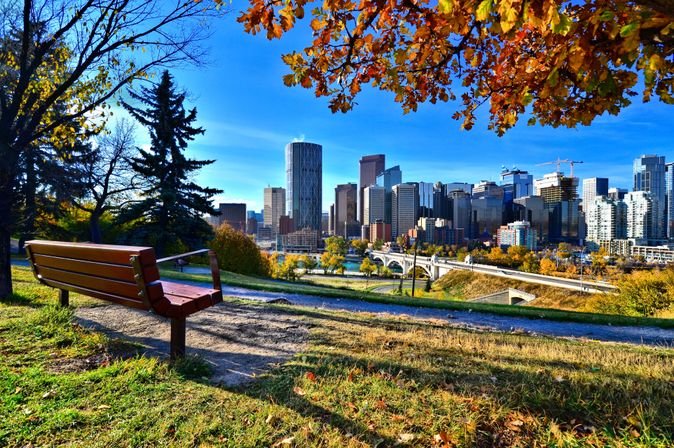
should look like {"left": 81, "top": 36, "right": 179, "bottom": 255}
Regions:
{"left": 496, "top": 221, "right": 537, "bottom": 250}
{"left": 582, "top": 177, "right": 608, "bottom": 208}
{"left": 264, "top": 187, "right": 286, "bottom": 236}
{"left": 392, "top": 183, "right": 418, "bottom": 239}
{"left": 585, "top": 196, "right": 626, "bottom": 247}
{"left": 624, "top": 191, "right": 662, "bottom": 243}
{"left": 363, "top": 185, "right": 386, "bottom": 225}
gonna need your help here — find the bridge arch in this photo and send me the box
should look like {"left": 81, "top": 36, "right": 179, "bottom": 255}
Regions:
{"left": 407, "top": 264, "right": 432, "bottom": 279}
{"left": 386, "top": 260, "right": 404, "bottom": 273}
{"left": 370, "top": 254, "right": 386, "bottom": 265}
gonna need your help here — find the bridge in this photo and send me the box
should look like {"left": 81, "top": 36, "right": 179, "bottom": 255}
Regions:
{"left": 369, "top": 251, "right": 617, "bottom": 294}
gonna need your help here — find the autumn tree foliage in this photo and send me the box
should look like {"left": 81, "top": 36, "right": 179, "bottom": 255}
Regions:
{"left": 233, "top": 0, "right": 673, "bottom": 134}
{"left": 209, "top": 224, "right": 272, "bottom": 276}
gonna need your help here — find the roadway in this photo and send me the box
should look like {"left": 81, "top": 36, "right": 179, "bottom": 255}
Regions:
{"left": 436, "top": 258, "right": 616, "bottom": 294}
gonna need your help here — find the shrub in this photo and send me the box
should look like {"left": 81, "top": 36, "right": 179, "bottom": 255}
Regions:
{"left": 596, "top": 270, "right": 674, "bottom": 317}
{"left": 209, "top": 224, "right": 271, "bottom": 276}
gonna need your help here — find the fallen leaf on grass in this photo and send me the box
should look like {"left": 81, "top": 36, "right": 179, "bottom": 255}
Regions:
{"left": 397, "top": 433, "right": 415, "bottom": 443}
{"left": 266, "top": 414, "right": 279, "bottom": 425}
{"left": 97, "top": 405, "right": 111, "bottom": 410}
{"left": 374, "top": 399, "right": 387, "bottom": 409}
{"left": 306, "top": 371, "right": 316, "bottom": 382}
{"left": 292, "top": 386, "right": 306, "bottom": 396}
{"left": 274, "top": 436, "right": 295, "bottom": 446}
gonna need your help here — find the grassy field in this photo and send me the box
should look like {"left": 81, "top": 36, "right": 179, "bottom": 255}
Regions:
{"left": 159, "top": 267, "right": 674, "bottom": 330}
{"left": 1, "top": 268, "right": 673, "bottom": 447}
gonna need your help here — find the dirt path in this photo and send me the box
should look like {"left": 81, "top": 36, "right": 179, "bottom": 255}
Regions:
{"left": 76, "top": 302, "right": 310, "bottom": 386}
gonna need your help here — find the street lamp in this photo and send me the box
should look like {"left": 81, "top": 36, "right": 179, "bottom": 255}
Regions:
{"left": 579, "top": 246, "right": 587, "bottom": 293}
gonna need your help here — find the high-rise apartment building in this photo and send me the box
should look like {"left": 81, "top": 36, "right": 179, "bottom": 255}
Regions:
{"left": 582, "top": 178, "right": 609, "bottom": 207}
{"left": 392, "top": 183, "right": 418, "bottom": 239}
{"left": 608, "top": 187, "right": 628, "bottom": 201}
{"left": 376, "top": 165, "right": 402, "bottom": 224}
{"left": 497, "top": 221, "right": 537, "bottom": 250}
{"left": 634, "top": 154, "right": 666, "bottom": 237}
{"left": 334, "top": 183, "right": 358, "bottom": 237}
{"left": 625, "top": 191, "right": 663, "bottom": 243}
{"left": 358, "top": 154, "right": 385, "bottom": 224}
{"left": 263, "top": 187, "right": 286, "bottom": 236}
{"left": 585, "top": 197, "right": 626, "bottom": 247}
{"left": 286, "top": 142, "right": 322, "bottom": 231}
{"left": 363, "top": 185, "right": 386, "bottom": 225}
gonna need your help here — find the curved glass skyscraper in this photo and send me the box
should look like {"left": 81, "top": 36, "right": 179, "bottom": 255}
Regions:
{"left": 286, "top": 142, "right": 322, "bottom": 231}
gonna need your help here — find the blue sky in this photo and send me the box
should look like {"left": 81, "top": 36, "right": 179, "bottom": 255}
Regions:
{"left": 124, "top": 10, "right": 673, "bottom": 213}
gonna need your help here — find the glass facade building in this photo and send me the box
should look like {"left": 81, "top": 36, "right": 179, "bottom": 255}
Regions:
{"left": 286, "top": 142, "right": 322, "bottom": 231}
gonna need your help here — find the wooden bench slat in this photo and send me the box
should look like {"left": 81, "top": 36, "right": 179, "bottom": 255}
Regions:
{"left": 159, "top": 281, "right": 220, "bottom": 299}
{"left": 41, "top": 278, "right": 150, "bottom": 310}
{"left": 36, "top": 265, "right": 142, "bottom": 299}
{"left": 26, "top": 240, "right": 157, "bottom": 267}
{"left": 32, "top": 253, "right": 160, "bottom": 284}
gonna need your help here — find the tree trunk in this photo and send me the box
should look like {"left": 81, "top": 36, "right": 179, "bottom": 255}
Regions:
{"left": 89, "top": 211, "right": 103, "bottom": 243}
{"left": 18, "top": 146, "right": 37, "bottom": 254}
{"left": 0, "top": 140, "right": 16, "bottom": 300}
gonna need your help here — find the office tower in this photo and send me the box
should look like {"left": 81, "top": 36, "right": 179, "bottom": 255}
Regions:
{"left": 585, "top": 197, "right": 627, "bottom": 247}
{"left": 263, "top": 187, "right": 286, "bottom": 236}
{"left": 634, "top": 154, "right": 666, "bottom": 236}
{"left": 286, "top": 142, "right": 322, "bottom": 231}
{"left": 471, "top": 196, "right": 503, "bottom": 238}
{"left": 534, "top": 172, "right": 581, "bottom": 243}
{"left": 446, "top": 182, "right": 473, "bottom": 194}
{"left": 448, "top": 190, "right": 472, "bottom": 238}
{"left": 370, "top": 220, "right": 392, "bottom": 242}
{"left": 472, "top": 181, "right": 505, "bottom": 199}
{"left": 608, "top": 187, "right": 628, "bottom": 201}
{"left": 363, "top": 185, "right": 386, "bottom": 224}
{"left": 513, "top": 196, "right": 549, "bottom": 243}
{"left": 322, "top": 212, "right": 330, "bottom": 233}
{"left": 582, "top": 178, "right": 609, "bottom": 207}
{"left": 497, "top": 221, "right": 537, "bottom": 250}
{"left": 666, "top": 163, "right": 674, "bottom": 238}
{"left": 246, "top": 216, "right": 257, "bottom": 235}
{"left": 358, "top": 154, "right": 385, "bottom": 224}
{"left": 334, "top": 183, "right": 358, "bottom": 237}
{"left": 625, "top": 191, "right": 663, "bottom": 243}
{"left": 417, "top": 217, "right": 436, "bottom": 244}
{"left": 433, "top": 182, "right": 451, "bottom": 220}
{"left": 392, "top": 183, "right": 418, "bottom": 239}
{"left": 414, "top": 181, "right": 435, "bottom": 218}
{"left": 278, "top": 215, "right": 294, "bottom": 235}
{"left": 217, "top": 203, "right": 247, "bottom": 232}
{"left": 500, "top": 168, "right": 533, "bottom": 200}
{"left": 376, "top": 165, "right": 402, "bottom": 223}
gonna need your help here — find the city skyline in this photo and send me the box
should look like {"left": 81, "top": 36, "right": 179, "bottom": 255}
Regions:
{"left": 117, "top": 13, "right": 673, "bottom": 213}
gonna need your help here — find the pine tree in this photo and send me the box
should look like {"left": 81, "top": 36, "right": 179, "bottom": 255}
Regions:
{"left": 119, "top": 71, "right": 221, "bottom": 256}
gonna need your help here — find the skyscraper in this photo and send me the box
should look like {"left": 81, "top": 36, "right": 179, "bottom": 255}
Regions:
{"left": 358, "top": 154, "right": 385, "bottom": 224}
{"left": 633, "top": 154, "right": 666, "bottom": 237}
{"left": 334, "top": 183, "right": 358, "bottom": 237}
{"left": 500, "top": 168, "right": 533, "bottom": 200}
{"left": 263, "top": 187, "right": 286, "bottom": 236}
{"left": 376, "top": 165, "right": 402, "bottom": 224}
{"left": 363, "top": 185, "right": 386, "bottom": 225}
{"left": 217, "top": 203, "right": 247, "bottom": 232}
{"left": 286, "top": 142, "right": 322, "bottom": 231}
{"left": 666, "top": 163, "right": 674, "bottom": 238}
{"left": 392, "top": 183, "right": 418, "bottom": 239}
{"left": 582, "top": 178, "right": 609, "bottom": 207}
{"left": 534, "top": 172, "right": 581, "bottom": 243}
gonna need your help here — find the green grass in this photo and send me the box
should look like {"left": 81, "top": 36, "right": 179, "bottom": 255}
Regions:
{"left": 1, "top": 271, "right": 673, "bottom": 447}
{"left": 160, "top": 268, "right": 674, "bottom": 330}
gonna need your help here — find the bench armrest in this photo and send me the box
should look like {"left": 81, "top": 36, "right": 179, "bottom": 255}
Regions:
{"left": 156, "top": 249, "right": 221, "bottom": 291}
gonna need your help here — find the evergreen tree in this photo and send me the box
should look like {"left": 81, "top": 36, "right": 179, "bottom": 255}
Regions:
{"left": 119, "top": 71, "right": 221, "bottom": 256}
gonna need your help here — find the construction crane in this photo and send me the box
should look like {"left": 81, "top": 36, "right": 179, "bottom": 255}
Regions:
{"left": 536, "top": 158, "right": 584, "bottom": 178}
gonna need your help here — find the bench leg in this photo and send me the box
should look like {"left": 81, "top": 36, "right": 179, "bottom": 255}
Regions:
{"left": 59, "top": 289, "right": 69, "bottom": 307}
{"left": 170, "top": 317, "right": 186, "bottom": 359}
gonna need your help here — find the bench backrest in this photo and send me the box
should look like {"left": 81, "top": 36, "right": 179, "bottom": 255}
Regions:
{"left": 25, "top": 240, "right": 164, "bottom": 310}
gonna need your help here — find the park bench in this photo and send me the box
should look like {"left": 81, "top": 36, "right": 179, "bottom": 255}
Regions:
{"left": 24, "top": 240, "right": 222, "bottom": 359}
